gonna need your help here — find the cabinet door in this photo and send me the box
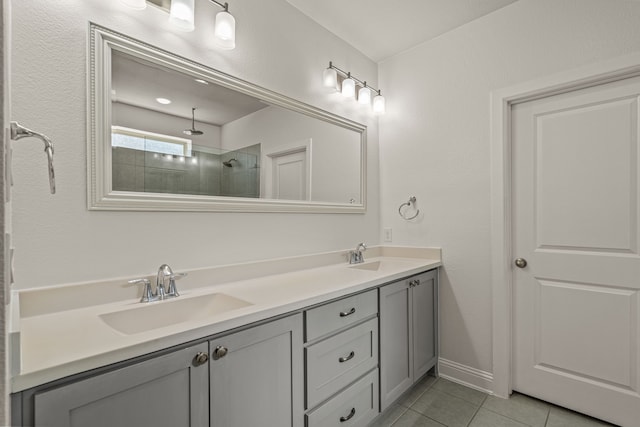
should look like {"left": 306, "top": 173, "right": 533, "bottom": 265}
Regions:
{"left": 412, "top": 270, "right": 437, "bottom": 380}
{"left": 379, "top": 280, "right": 413, "bottom": 411}
{"left": 209, "top": 314, "right": 303, "bottom": 427}
{"left": 33, "top": 343, "right": 209, "bottom": 427}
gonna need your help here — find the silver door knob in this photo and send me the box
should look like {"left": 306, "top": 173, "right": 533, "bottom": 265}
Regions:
{"left": 193, "top": 352, "right": 209, "bottom": 366}
{"left": 514, "top": 258, "right": 527, "bottom": 268}
{"left": 212, "top": 346, "right": 228, "bottom": 360}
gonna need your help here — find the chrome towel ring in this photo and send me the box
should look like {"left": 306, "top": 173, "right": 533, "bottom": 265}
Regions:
{"left": 398, "top": 196, "right": 419, "bottom": 220}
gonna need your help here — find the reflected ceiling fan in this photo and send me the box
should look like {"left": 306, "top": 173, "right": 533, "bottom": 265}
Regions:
{"left": 184, "top": 107, "right": 204, "bottom": 136}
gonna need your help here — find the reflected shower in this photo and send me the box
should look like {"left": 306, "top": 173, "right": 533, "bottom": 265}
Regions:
{"left": 223, "top": 158, "right": 237, "bottom": 167}
{"left": 183, "top": 107, "right": 204, "bottom": 136}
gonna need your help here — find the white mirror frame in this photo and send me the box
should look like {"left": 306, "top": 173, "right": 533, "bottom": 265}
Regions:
{"left": 87, "top": 24, "right": 367, "bottom": 213}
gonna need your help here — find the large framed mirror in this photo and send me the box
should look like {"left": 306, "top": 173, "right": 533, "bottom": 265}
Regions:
{"left": 88, "top": 24, "right": 366, "bottom": 213}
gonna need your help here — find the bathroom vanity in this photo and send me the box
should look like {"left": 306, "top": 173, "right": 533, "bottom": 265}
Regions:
{"left": 9, "top": 247, "right": 440, "bottom": 426}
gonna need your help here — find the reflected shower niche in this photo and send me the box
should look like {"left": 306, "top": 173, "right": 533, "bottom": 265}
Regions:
{"left": 111, "top": 124, "right": 260, "bottom": 198}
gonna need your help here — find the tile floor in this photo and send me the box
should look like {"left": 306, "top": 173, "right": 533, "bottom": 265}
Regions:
{"left": 371, "top": 376, "right": 618, "bottom": 427}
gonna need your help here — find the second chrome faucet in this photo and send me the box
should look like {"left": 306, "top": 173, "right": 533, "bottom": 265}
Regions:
{"left": 128, "top": 264, "right": 187, "bottom": 303}
{"left": 348, "top": 243, "right": 367, "bottom": 264}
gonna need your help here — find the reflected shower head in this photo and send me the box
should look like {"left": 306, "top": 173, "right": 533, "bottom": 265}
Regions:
{"left": 184, "top": 107, "right": 204, "bottom": 136}
{"left": 223, "top": 158, "right": 237, "bottom": 167}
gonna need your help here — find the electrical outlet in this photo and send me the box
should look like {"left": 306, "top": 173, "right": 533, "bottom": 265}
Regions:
{"left": 383, "top": 227, "right": 392, "bottom": 242}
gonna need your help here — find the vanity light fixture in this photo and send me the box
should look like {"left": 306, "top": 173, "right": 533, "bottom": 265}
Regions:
{"left": 169, "top": 0, "right": 196, "bottom": 32}
{"left": 139, "top": 0, "right": 236, "bottom": 49}
{"left": 373, "top": 90, "right": 386, "bottom": 115}
{"left": 358, "top": 84, "right": 372, "bottom": 105}
{"left": 341, "top": 73, "right": 356, "bottom": 98}
{"left": 211, "top": 1, "right": 236, "bottom": 50}
{"left": 322, "top": 64, "right": 338, "bottom": 90}
{"left": 120, "top": 0, "right": 147, "bottom": 10}
{"left": 167, "top": 0, "right": 236, "bottom": 49}
{"left": 324, "top": 62, "right": 385, "bottom": 114}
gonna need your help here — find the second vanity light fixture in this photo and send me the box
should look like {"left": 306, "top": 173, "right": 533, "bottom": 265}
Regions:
{"left": 323, "top": 62, "right": 386, "bottom": 114}
{"left": 120, "top": 0, "right": 236, "bottom": 50}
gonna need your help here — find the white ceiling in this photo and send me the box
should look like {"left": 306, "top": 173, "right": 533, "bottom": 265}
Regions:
{"left": 286, "top": 0, "right": 519, "bottom": 62}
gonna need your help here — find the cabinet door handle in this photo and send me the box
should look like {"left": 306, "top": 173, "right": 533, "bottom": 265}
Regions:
{"left": 340, "top": 407, "right": 356, "bottom": 422}
{"left": 193, "top": 352, "right": 209, "bottom": 366}
{"left": 212, "top": 346, "right": 228, "bottom": 360}
{"left": 338, "top": 351, "right": 355, "bottom": 363}
{"left": 339, "top": 307, "right": 356, "bottom": 317}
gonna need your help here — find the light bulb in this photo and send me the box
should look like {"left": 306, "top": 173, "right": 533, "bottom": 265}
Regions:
{"left": 169, "top": 0, "right": 195, "bottom": 32}
{"left": 358, "top": 86, "right": 372, "bottom": 105}
{"left": 341, "top": 77, "right": 356, "bottom": 98}
{"left": 214, "top": 10, "right": 236, "bottom": 50}
{"left": 373, "top": 93, "right": 386, "bottom": 114}
{"left": 323, "top": 67, "right": 338, "bottom": 91}
{"left": 121, "top": 0, "right": 147, "bottom": 10}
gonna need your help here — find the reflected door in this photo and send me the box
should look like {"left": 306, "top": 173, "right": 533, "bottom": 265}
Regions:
{"left": 273, "top": 150, "right": 306, "bottom": 200}
{"left": 512, "top": 76, "right": 640, "bottom": 426}
{"left": 265, "top": 145, "right": 311, "bottom": 200}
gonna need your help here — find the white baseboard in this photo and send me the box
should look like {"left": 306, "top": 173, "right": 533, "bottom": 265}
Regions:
{"left": 438, "top": 358, "right": 494, "bottom": 395}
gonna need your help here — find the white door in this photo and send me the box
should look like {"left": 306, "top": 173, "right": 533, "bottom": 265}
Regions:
{"left": 512, "top": 76, "right": 640, "bottom": 427}
{"left": 272, "top": 150, "right": 307, "bottom": 200}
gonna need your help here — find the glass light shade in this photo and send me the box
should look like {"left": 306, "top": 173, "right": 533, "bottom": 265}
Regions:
{"left": 341, "top": 78, "right": 356, "bottom": 98}
{"left": 323, "top": 68, "right": 338, "bottom": 90}
{"left": 169, "top": 0, "right": 195, "bottom": 32}
{"left": 214, "top": 11, "right": 236, "bottom": 50}
{"left": 121, "top": 0, "right": 147, "bottom": 9}
{"left": 373, "top": 94, "right": 386, "bottom": 114}
{"left": 358, "top": 87, "right": 372, "bottom": 105}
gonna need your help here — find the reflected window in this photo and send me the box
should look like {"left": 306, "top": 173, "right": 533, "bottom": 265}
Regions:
{"left": 111, "top": 126, "right": 192, "bottom": 157}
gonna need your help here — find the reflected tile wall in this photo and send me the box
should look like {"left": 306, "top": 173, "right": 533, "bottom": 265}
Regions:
{"left": 112, "top": 147, "right": 241, "bottom": 197}
{"left": 220, "top": 145, "right": 260, "bottom": 198}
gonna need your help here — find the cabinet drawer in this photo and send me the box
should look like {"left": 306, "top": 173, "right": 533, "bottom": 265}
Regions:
{"left": 305, "top": 369, "right": 379, "bottom": 427}
{"left": 306, "top": 318, "right": 378, "bottom": 409}
{"left": 305, "top": 290, "right": 377, "bottom": 342}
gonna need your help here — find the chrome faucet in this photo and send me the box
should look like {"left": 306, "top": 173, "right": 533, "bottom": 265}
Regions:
{"left": 348, "top": 243, "right": 367, "bottom": 264}
{"left": 156, "top": 264, "right": 187, "bottom": 299}
{"left": 128, "top": 264, "right": 187, "bottom": 303}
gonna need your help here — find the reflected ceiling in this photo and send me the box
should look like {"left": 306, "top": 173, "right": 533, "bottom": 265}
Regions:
{"left": 111, "top": 52, "right": 268, "bottom": 126}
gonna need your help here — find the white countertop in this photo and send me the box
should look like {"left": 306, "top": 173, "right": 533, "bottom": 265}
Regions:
{"left": 10, "top": 246, "right": 441, "bottom": 392}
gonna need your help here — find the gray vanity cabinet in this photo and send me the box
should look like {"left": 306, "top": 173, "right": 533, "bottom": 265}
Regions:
{"left": 209, "top": 313, "right": 304, "bottom": 427}
{"left": 303, "top": 289, "right": 380, "bottom": 427}
{"left": 379, "top": 269, "right": 438, "bottom": 411}
{"left": 18, "top": 314, "right": 303, "bottom": 427}
{"left": 31, "top": 342, "right": 209, "bottom": 427}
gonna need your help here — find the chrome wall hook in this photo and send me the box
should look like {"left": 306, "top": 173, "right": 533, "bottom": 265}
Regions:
{"left": 10, "top": 121, "right": 56, "bottom": 194}
{"left": 398, "top": 196, "right": 419, "bottom": 220}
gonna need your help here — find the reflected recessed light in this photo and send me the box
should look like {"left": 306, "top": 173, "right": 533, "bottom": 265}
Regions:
{"left": 156, "top": 97, "right": 172, "bottom": 105}
{"left": 194, "top": 79, "right": 209, "bottom": 85}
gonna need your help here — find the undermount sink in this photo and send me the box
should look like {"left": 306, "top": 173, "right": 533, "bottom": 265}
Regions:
{"left": 100, "top": 293, "right": 253, "bottom": 335}
{"left": 349, "top": 261, "right": 382, "bottom": 271}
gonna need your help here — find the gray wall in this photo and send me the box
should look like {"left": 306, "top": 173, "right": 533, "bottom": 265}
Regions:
{"left": 378, "top": 0, "right": 640, "bottom": 380}
{"left": 10, "top": 0, "right": 379, "bottom": 289}
{"left": 1, "top": 0, "right": 7, "bottom": 422}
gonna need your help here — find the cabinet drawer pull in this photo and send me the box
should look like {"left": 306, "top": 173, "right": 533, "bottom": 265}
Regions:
{"left": 340, "top": 407, "right": 356, "bottom": 422}
{"left": 409, "top": 279, "right": 420, "bottom": 287}
{"left": 212, "top": 346, "right": 228, "bottom": 360}
{"left": 338, "top": 351, "right": 355, "bottom": 363}
{"left": 193, "top": 352, "right": 209, "bottom": 366}
{"left": 339, "top": 307, "right": 356, "bottom": 317}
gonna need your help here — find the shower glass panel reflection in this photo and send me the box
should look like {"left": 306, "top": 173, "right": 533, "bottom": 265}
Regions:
{"left": 111, "top": 127, "right": 260, "bottom": 198}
